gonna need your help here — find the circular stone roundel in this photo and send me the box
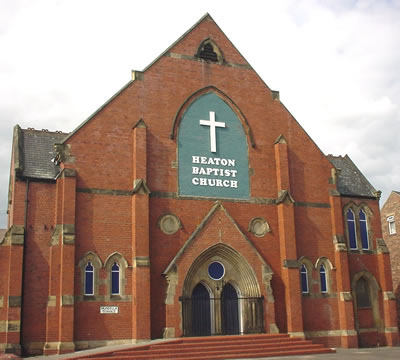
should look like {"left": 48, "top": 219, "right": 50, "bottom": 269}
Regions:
{"left": 249, "top": 217, "right": 270, "bottom": 237}
{"left": 158, "top": 214, "right": 181, "bottom": 235}
{"left": 208, "top": 261, "right": 225, "bottom": 281}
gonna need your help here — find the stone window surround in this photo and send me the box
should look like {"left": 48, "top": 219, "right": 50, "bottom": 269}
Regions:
{"left": 387, "top": 215, "right": 396, "bottom": 235}
{"left": 78, "top": 252, "right": 102, "bottom": 298}
{"left": 78, "top": 251, "right": 129, "bottom": 301}
{"left": 344, "top": 202, "right": 374, "bottom": 253}
{"left": 315, "top": 257, "right": 334, "bottom": 294}
{"left": 298, "top": 256, "right": 335, "bottom": 296}
{"left": 104, "top": 252, "right": 128, "bottom": 299}
{"left": 298, "top": 257, "right": 313, "bottom": 295}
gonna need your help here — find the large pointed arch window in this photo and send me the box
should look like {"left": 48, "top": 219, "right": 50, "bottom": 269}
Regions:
{"left": 177, "top": 92, "right": 250, "bottom": 200}
{"left": 347, "top": 209, "right": 357, "bottom": 250}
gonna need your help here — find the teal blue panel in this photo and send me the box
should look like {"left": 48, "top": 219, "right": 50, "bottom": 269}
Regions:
{"left": 178, "top": 93, "right": 249, "bottom": 199}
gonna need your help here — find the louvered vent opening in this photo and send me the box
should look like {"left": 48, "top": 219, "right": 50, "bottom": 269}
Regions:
{"left": 199, "top": 43, "right": 218, "bottom": 62}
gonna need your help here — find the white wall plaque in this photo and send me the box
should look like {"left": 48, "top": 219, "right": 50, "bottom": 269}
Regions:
{"left": 100, "top": 306, "right": 119, "bottom": 314}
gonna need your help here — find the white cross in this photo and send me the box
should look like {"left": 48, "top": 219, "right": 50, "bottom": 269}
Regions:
{"left": 200, "top": 111, "right": 226, "bottom": 153}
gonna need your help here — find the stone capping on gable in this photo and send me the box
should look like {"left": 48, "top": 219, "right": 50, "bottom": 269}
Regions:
{"left": 163, "top": 201, "right": 272, "bottom": 276}
{"left": 133, "top": 118, "right": 147, "bottom": 129}
{"left": 0, "top": 229, "right": 6, "bottom": 245}
{"left": 13, "top": 125, "right": 23, "bottom": 176}
{"left": 59, "top": 79, "right": 134, "bottom": 145}
{"left": 1, "top": 225, "right": 24, "bottom": 246}
{"left": 274, "top": 134, "right": 287, "bottom": 145}
{"left": 50, "top": 12, "right": 333, "bottom": 172}
{"left": 56, "top": 15, "right": 222, "bottom": 146}
{"left": 276, "top": 190, "right": 295, "bottom": 205}
{"left": 57, "top": 13, "right": 255, "bottom": 147}
{"left": 142, "top": 13, "right": 250, "bottom": 74}
{"left": 133, "top": 179, "right": 151, "bottom": 195}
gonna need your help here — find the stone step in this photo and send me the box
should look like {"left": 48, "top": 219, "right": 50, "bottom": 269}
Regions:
{"left": 114, "top": 340, "right": 320, "bottom": 357}
{"left": 146, "top": 336, "right": 302, "bottom": 350}
{"left": 85, "top": 347, "right": 334, "bottom": 360}
{"left": 74, "top": 334, "right": 335, "bottom": 360}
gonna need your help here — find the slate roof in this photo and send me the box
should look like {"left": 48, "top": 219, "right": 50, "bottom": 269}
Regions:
{"left": 327, "top": 155, "right": 377, "bottom": 198}
{"left": 20, "top": 129, "right": 68, "bottom": 180}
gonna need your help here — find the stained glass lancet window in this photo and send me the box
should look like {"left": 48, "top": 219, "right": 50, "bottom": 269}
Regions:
{"left": 300, "top": 264, "right": 309, "bottom": 293}
{"left": 320, "top": 264, "right": 327, "bottom": 293}
{"left": 111, "top": 262, "right": 120, "bottom": 295}
{"left": 359, "top": 209, "right": 369, "bottom": 250}
{"left": 85, "top": 261, "right": 94, "bottom": 296}
{"left": 347, "top": 209, "right": 357, "bottom": 249}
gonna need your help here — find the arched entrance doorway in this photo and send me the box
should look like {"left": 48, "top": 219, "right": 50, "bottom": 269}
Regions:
{"left": 180, "top": 244, "right": 266, "bottom": 336}
{"left": 221, "top": 283, "right": 240, "bottom": 335}
{"left": 191, "top": 283, "right": 212, "bottom": 336}
{"left": 352, "top": 271, "right": 382, "bottom": 347}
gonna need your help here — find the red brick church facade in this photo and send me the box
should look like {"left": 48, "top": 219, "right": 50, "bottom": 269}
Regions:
{"left": 1, "top": 14, "right": 398, "bottom": 356}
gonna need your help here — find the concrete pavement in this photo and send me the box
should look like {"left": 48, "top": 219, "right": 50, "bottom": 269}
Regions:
{"left": 230, "top": 346, "right": 400, "bottom": 360}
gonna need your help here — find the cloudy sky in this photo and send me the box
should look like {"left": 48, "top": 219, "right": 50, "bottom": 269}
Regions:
{"left": 0, "top": 0, "right": 399, "bottom": 228}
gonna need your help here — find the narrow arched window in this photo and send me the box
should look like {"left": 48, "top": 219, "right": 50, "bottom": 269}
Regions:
{"left": 347, "top": 209, "right": 357, "bottom": 249}
{"left": 85, "top": 261, "right": 94, "bottom": 296}
{"left": 300, "top": 264, "right": 309, "bottom": 293}
{"left": 320, "top": 264, "right": 328, "bottom": 293}
{"left": 359, "top": 209, "right": 369, "bottom": 250}
{"left": 111, "top": 262, "right": 120, "bottom": 295}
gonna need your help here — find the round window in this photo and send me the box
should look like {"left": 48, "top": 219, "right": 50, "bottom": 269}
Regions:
{"left": 208, "top": 261, "right": 225, "bottom": 281}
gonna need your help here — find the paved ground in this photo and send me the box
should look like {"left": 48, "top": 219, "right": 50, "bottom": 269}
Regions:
{"left": 2, "top": 343, "right": 399, "bottom": 359}
{"left": 233, "top": 346, "right": 400, "bottom": 360}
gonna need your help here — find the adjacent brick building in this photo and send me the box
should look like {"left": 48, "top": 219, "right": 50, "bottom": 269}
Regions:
{"left": 381, "top": 191, "right": 400, "bottom": 326}
{"left": 0, "top": 14, "right": 398, "bottom": 356}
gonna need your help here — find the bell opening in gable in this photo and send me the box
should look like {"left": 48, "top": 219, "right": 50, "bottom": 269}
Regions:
{"left": 197, "top": 40, "right": 223, "bottom": 63}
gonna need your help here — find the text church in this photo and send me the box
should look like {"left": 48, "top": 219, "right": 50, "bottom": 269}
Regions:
{"left": 0, "top": 14, "right": 398, "bottom": 356}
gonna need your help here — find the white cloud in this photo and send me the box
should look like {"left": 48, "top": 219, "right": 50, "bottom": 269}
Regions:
{"left": 0, "top": 0, "right": 399, "bottom": 227}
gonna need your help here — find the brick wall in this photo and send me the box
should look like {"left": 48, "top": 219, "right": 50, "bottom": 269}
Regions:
{"left": 1, "top": 15, "right": 398, "bottom": 355}
{"left": 381, "top": 192, "right": 400, "bottom": 324}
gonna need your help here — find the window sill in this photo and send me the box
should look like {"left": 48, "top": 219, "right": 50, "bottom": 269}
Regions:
{"left": 349, "top": 249, "right": 375, "bottom": 255}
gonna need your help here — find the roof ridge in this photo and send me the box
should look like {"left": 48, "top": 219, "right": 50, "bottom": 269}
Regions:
{"left": 343, "top": 154, "right": 377, "bottom": 194}
{"left": 22, "top": 127, "right": 69, "bottom": 135}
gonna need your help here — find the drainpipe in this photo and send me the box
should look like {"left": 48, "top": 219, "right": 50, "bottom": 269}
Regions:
{"left": 20, "top": 178, "right": 29, "bottom": 355}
